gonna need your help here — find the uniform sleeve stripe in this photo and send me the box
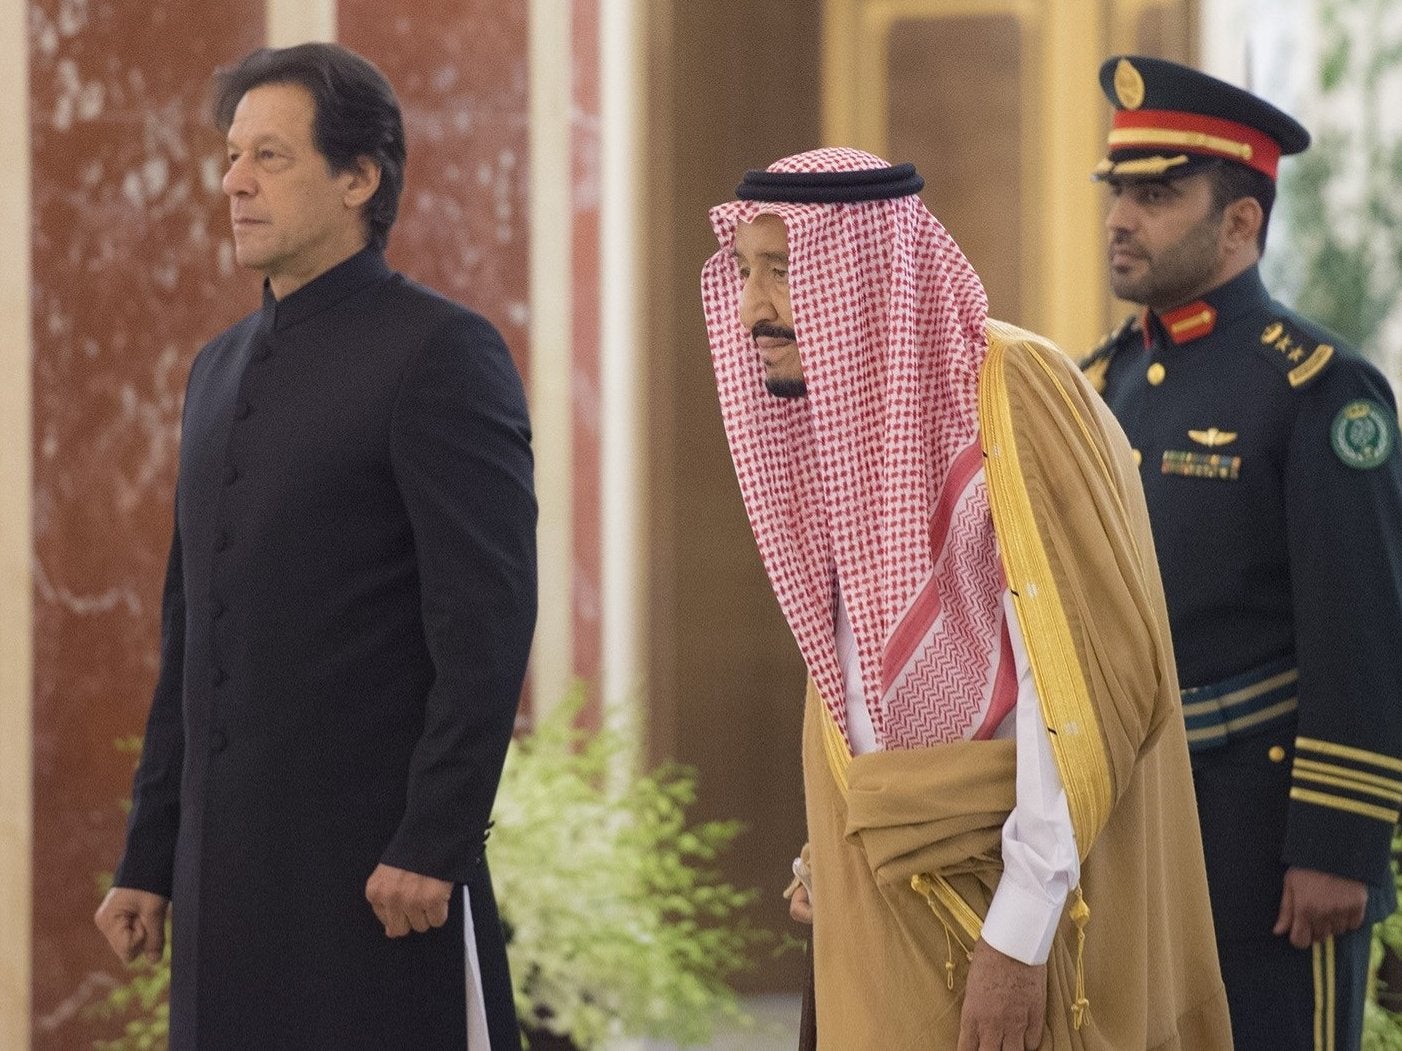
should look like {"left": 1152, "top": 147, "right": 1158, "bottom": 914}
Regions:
{"left": 1290, "top": 786, "right": 1400, "bottom": 824}
{"left": 1185, "top": 696, "right": 1296, "bottom": 745}
{"left": 1296, "top": 736, "right": 1402, "bottom": 775}
{"left": 1182, "top": 676, "right": 1295, "bottom": 716}
{"left": 1181, "top": 659, "right": 1296, "bottom": 708}
{"left": 1293, "top": 768, "right": 1402, "bottom": 803}
{"left": 1293, "top": 757, "right": 1402, "bottom": 795}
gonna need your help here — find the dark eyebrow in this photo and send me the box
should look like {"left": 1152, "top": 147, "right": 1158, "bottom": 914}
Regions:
{"left": 1107, "top": 176, "right": 1177, "bottom": 193}
{"left": 227, "top": 132, "right": 293, "bottom": 152}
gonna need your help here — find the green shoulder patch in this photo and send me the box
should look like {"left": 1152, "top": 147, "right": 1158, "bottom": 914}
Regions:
{"left": 1330, "top": 400, "right": 1395, "bottom": 470}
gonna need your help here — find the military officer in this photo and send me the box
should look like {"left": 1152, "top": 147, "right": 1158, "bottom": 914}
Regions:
{"left": 1082, "top": 55, "right": 1402, "bottom": 1050}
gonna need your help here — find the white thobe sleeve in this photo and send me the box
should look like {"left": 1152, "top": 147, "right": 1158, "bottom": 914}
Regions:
{"left": 980, "top": 591, "right": 1080, "bottom": 966}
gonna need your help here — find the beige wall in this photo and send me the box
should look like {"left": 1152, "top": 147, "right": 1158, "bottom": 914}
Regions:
{"left": 527, "top": 0, "right": 576, "bottom": 715}
{"left": 645, "top": 0, "right": 821, "bottom": 994}
{"left": 825, "top": 0, "right": 1198, "bottom": 350}
{"left": 1, "top": 0, "right": 33, "bottom": 1042}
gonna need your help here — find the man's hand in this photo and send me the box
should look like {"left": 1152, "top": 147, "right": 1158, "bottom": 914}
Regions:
{"left": 787, "top": 883, "right": 813, "bottom": 924}
{"left": 957, "top": 938, "right": 1046, "bottom": 1051}
{"left": 365, "top": 863, "right": 453, "bottom": 938}
{"left": 1273, "top": 866, "right": 1368, "bottom": 949}
{"left": 94, "top": 887, "right": 169, "bottom": 965}
{"left": 782, "top": 848, "right": 813, "bottom": 924}
{"left": 779, "top": 852, "right": 813, "bottom": 924}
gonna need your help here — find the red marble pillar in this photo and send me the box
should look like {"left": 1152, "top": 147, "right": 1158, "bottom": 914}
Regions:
{"left": 29, "top": 2, "right": 262, "bottom": 1046}
{"left": 338, "top": 1, "right": 532, "bottom": 383}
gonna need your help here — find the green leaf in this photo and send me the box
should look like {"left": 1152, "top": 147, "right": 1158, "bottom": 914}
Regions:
{"left": 491, "top": 682, "right": 773, "bottom": 1047}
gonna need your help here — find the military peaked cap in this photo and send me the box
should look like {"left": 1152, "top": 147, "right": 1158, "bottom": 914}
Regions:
{"left": 1094, "top": 55, "right": 1310, "bottom": 182}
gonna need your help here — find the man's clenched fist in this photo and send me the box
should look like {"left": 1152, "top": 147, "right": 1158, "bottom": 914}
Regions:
{"left": 95, "top": 887, "right": 169, "bottom": 965}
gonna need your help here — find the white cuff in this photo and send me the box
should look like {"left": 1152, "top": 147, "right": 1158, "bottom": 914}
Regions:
{"left": 981, "top": 876, "right": 1066, "bottom": 965}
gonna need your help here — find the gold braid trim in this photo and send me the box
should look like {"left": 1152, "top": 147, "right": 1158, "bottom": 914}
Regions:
{"left": 814, "top": 681, "right": 852, "bottom": 795}
{"left": 1081, "top": 354, "right": 1110, "bottom": 394}
{"left": 1069, "top": 887, "right": 1092, "bottom": 1030}
{"left": 910, "top": 874, "right": 980, "bottom": 989}
{"left": 1288, "top": 344, "right": 1334, "bottom": 388}
{"left": 981, "top": 327, "right": 1117, "bottom": 1032}
{"left": 978, "top": 326, "right": 1115, "bottom": 850}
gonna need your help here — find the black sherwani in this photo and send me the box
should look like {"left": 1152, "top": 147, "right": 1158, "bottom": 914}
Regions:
{"left": 114, "top": 249, "right": 537, "bottom": 1050}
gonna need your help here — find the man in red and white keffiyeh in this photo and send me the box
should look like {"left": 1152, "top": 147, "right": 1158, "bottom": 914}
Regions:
{"left": 701, "top": 148, "right": 1230, "bottom": 1049}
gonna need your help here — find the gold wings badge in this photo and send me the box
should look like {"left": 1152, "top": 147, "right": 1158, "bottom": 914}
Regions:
{"left": 1188, "top": 428, "right": 1238, "bottom": 448}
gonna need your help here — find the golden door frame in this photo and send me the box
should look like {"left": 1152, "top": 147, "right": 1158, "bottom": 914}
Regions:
{"left": 823, "top": 0, "right": 1196, "bottom": 353}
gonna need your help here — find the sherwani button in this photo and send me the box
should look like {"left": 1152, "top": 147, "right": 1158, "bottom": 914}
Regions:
{"left": 210, "top": 730, "right": 228, "bottom": 755}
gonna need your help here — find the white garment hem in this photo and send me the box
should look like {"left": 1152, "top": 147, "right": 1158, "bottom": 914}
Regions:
{"left": 462, "top": 885, "right": 490, "bottom": 1048}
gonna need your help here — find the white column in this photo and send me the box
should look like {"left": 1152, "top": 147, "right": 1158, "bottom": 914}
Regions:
{"left": 265, "top": 0, "right": 336, "bottom": 46}
{"left": 528, "top": 0, "right": 576, "bottom": 718}
{"left": 1199, "top": 0, "right": 1311, "bottom": 110}
{"left": 598, "top": 0, "right": 647, "bottom": 727}
{"left": 0, "top": 0, "right": 33, "bottom": 1044}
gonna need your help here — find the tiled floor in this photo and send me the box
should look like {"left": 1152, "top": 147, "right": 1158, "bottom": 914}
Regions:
{"left": 639, "top": 994, "right": 802, "bottom": 1050}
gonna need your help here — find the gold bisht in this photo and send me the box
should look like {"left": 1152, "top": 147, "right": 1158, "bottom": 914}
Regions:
{"left": 801, "top": 321, "right": 1230, "bottom": 1049}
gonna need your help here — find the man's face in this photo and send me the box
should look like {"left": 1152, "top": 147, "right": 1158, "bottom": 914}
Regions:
{"left": 222, "top": 82, "right": 376, "bottom": 298}
{"left": 1105, "top": 173, "right": 1225, "bottom": 312}
{"left": 734, "top": 214, "right": 804, "bottom": 398}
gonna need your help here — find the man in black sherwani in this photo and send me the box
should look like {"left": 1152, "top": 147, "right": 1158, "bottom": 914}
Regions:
{"left": 93, "top": 43, "right": 536, "bottom": 1050}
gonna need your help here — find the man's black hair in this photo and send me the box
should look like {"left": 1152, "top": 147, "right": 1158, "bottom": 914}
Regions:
{"left": 214, "top": 43, "right": 405, "bottom": 252}
{"left": 1204, "top": 159, "right": 1276, "bottom": 253}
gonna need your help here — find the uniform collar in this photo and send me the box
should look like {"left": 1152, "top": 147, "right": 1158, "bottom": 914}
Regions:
{"left": 1144, "top": 265, "right": 1270, "bottom": 348}
{"left": 260, "top": 247, "right": 392, "bottom": 332}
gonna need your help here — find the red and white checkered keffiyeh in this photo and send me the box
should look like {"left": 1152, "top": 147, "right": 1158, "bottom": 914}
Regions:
{"left": 701, "top": 147, "right": 1017, "bottom": 751}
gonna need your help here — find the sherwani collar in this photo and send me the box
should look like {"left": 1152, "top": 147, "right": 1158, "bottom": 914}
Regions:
{"left": 260, "top": 247, "right": 392, "bottom": 332}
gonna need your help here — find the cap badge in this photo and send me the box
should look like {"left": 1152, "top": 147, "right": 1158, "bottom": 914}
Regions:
{"left": 1114, "top": 58, "right": 1146, "bottom": 110}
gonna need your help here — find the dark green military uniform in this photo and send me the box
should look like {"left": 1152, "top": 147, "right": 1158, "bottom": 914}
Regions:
{"left": 1086, "top": 55, "right": 1402, "bottom": 1051}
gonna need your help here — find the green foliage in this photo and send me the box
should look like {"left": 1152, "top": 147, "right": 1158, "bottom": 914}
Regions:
{"left": 1267, "top": 0, "right": 1402, "bottom": 365}
{"left": 88, "top": 953, "right": 170, "bottom": 1051}
{"left": 1366, "top": 1004, "right": 1402, "bottom": 1051}
{"left": 1366, "top": 828, "right": 1402, "bottom": 1049}
{"left": 492, "top": 689, "right": 768, "bottom": 1048}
